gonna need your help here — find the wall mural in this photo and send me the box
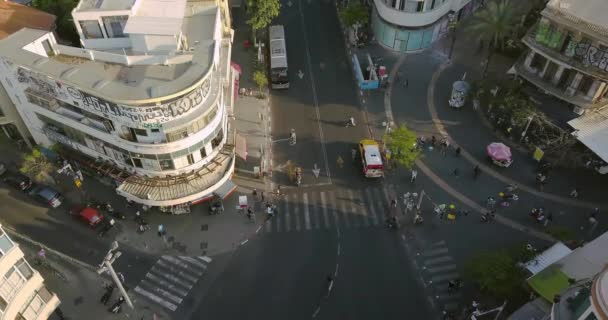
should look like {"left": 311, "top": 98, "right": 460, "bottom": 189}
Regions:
{"left": 14, "top": 66, "right": 214, "bottom": 129}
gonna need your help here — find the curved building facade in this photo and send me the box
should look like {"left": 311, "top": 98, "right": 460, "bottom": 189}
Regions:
{"left": 0, "top": 0, "right": 238, "bottom": 210}
{"left": 371, "top": 0, "right": 480, "bottom": 52}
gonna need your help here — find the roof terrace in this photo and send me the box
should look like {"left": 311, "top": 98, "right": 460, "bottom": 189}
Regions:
{"left": 75, "top": 0, "right": 136, "bottom": 12}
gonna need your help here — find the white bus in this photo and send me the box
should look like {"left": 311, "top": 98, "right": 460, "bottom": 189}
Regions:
{"left": 269, "top": 25, "right": 289, "bottom": 89}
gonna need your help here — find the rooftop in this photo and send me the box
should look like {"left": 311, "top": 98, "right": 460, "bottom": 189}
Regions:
{"left": 0, "top": 1, "right": 56, "bottom": 40}
{"left": 75, "top": 0, "right": 136, "bottom": 12}
{"left": 0, "top": 3, "right": 220, "bottom": 104}
{"left": 569, "top": 107, "right": 608, "bottom": 163}
{"left": 124, "top": 0, "right": 187, "bottom": 35}
{"left": 545, "top": 0, "right": 608, "bottom": 39}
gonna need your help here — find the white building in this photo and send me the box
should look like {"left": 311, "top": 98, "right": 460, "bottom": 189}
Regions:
{"left": 370, "top": 0, "right": 480, "bottom": 52}
{"left": 0, "top": 0, "right": 239, "bottom": 211}
{"left": 0, "top": 226, "right": 60, "bottom": 319}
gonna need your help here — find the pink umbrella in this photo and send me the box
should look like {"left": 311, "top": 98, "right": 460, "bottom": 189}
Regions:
{"left": 486, "top": 142, "right": 512, "bottom": 161}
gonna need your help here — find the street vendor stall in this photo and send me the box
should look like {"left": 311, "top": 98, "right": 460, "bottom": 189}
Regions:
{"left": 486, "top": 142, "right": 513, "bottom": 167}
{"left": 352, "top": 53, "right": 380, "bottom": 90}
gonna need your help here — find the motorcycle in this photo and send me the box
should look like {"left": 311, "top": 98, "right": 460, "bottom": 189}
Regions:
{"left": 295, "top": 167, "right": 302, "bottom": 186}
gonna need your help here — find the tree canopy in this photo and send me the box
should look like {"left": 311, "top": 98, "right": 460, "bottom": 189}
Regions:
{"left": 339, "top": 2, "right": 368, "bottom": 28}
{"left": 464, "top": 248, "right": 528, "bottom": 300}
{"left": 32, "top": 0, "right": 80, "bottom": 45}
{"left": 246, "top": 0, "right": 281, "bottom": 31}
{"left": 468, "top": 0, "right": 516, "bottom": 50}
{"left": 253, "top": 70, "right": 268, "bottom": 91}
{"left": 20, "top": 148, "right": 55, "bottom": 184}
{"left": 382, "top": 125, "right": 420, "bottom": 169}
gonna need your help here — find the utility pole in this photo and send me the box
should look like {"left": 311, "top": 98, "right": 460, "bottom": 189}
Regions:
{"left": 97, "top": 241, "right": 134, "bottom": 309}
{"left": 416, "top": 189, "right": 425, "bottom": 210}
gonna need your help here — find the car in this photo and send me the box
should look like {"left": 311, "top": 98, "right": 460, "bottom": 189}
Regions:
{"left": 2, "top": 172, "right": 33, "bottom": 192}
{"left": 29, "top": 185, "right": 63, "bottom": 208}
{"left": 69, "top": 205, "right": 104, "bottom": 227}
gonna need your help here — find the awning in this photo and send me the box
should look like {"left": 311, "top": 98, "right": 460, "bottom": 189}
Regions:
{"left": 524, "top": 242, "right": 572, "bottom": 275}
{"left": 231, "top": 62, "right": 242, "bottom": 74}
{"left": 213, "top": 179, "right": 237, "bottom": 199}
{"left": 236, "top": 133, "right": 247, "bottom": 160}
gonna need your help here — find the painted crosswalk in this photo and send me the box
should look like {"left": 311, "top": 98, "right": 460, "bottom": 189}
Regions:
{"left": 418, "top": 241, "right": 462, "bottom": 313}
{"left": 133, "top": 255, "right": 212, "bottom": 312}
{"left": 259, "top": 185, "right": 409, "bottom": 233}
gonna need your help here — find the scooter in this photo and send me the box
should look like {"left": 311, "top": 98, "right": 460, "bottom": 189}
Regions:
{"left": 108, "top": 296, "right": 125, "bottom": 313}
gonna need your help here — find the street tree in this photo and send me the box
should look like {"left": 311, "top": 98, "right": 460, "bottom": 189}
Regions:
{"left": 32, "top": 0, "right": 80, "bottom": 45}
{"left": 339, "top": 1, "right": 368, "bottom": 29}
{"left": 253, "top": 70, "right": 268, "bottom": 92}
{"left": 20, "top": 147, "right": 56, "bottom": 185}
{"left": 382, "top": 125, "right": 420, "bottom": 169}
{"left": 464, "top": 249, "right": 528, "bottom": 300}
{"left": 246, "top": 0, "right": 281, "bottom": 31}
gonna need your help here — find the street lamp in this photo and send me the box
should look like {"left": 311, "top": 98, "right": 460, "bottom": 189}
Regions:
{"left": 447, "top": 11, "right": 457, "bottom": 60}
{"left": 520, "top": 115, "right": 534, "bottom": 142}
{"left": 97, "top": 241, "right": 134, "bottom": 309}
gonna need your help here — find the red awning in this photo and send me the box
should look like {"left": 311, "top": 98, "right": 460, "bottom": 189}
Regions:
{"left": 236, "top": 133, "right": 247, "bottom": 160}
{"left": 231, "top": 62, "right": 242, "bottom": 74}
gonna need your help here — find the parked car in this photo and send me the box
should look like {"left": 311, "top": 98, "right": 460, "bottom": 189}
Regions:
{"left": 69, "top": 205, "right": 104, "bottom": 228}
{"left": 0, "top": 162, "right": 6, "bottom": 176}
{"left": 29, "top": 185, "right": 63, "bottom": 208}
{"left": 2, "top": 172, "right": 33, "bottom": 192}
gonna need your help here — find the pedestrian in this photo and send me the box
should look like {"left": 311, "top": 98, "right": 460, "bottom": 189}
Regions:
{"left": 391, "top": 199, "right": 397, "bottom": 208}
{"left": 277, "top": 185, "right": 282, "bottom": 196}
{"left": 252, "top": 188, "right": 257, "bottom": 198}
{"left": 100, "top": 284, "right": 114, "bottom": 305}
{"left": 396, "top": 71, "right": 402, "bottom": 82}
{"left": 157, "top": 224, "right": 166, "bottom": 237}
{"left": 454, "top": 146, "right": 461, "bottom": 157}
{"left": 108, "top": 296, "right": 125, "bottom": 313}
{"left": 410, "top": 169, "right": 418, "bottom": 183}
{"left": 486, "top": 196, "right": 496, "bottom": 209}
{"left": 351, "top": 148, "right": 357, "bottom": 161}
{"left": 570, "top": 188, "right": 579, "bottom": 198}
{"left": 431, "top": 135, "right": 436, "bottom": 146}
{"left": 260, "top": 191, "right": 265, "bottom": 202}
{"left": 544, "top": 212, "right": 553, "bottom": 227}
{"left": 403, "top": 78, "right": 409, "bottom": 88}
{"left": 453, "top": 168, "right": 459, "bottom": 177}
{"left": 336, "top": 156, "right": 344, "bottom": 168}
{"left": 473, "top": 165, "right": 481, "bottom": 179}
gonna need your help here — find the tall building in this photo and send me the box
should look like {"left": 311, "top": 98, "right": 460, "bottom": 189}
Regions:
{"left": 551, "top": 267, "right": 608, "bottom": 320}
{"left": 0, "top": 1, "right": 56, "bottom": 147}
{"left": 513, "top": 0, "right": 608, "bottom": 115}
{"left": 370, "top": 0, "right": 481, "bottom": 52}
{"left": 0, "top": 226, "right": 60, "bottom": 319}
{"left": 0, "top": 0, "right": 239, "bottom": 212}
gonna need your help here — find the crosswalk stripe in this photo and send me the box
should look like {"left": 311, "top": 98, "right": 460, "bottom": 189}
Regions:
{"left": 347, "top": 189, "right": 359, "bottom": 228}
{"left": 310, "top": 193, "right": 319, "bottom": 229}
{"left": 294, "top": 195, "right": 301, "bottom": 231}
{"left": 134, "top": 286, "right": 178, "bottom": 311}
{"left": 339, "top": 190, "right": 351, "bottom": 229}
{"left": 355, "top": 189, "right": 370, "bottom": 227}
{"left": 303, "top": 193, "right": 311, "bottom": 230}
{"left": 150, "top": 266, "right": 195, "bottom": 289}
{"left": 145, "top": 273, "right": 190, "bottom": 297}
{"left": 430, "top": 272, "right": 460, "bottom": 283}
{"left": 365, "top": 188, "right": 379, "bottom": 226}
{"left": 422, "top": 248, "right": 449, "bottom": 257}
{"left": 330, "top": 191, "right": 340, "bottom": 228}
{"left": 426, "top": 264, "right": 457, "bottom": 273}
{"left": 373, "top": 188, "right": 386, "bottom": 222}
{"left": 161, "top": 256, "right": 204, "bottom": 276}
{"left": 265, "top": 219, "right": 272, "bottom": 232}
{"left": 321, "top": 191, "right": 330, "bottom": 229}
{"left": 198, "top": 256, "right": 212, "bottom": 263}
{"left": 138, "top": 281, "right": 182, "bottom": 304}
{"left": 284, "top": 195, "right": 291, "bottom": 232}
{"left": 423, "top": 256, "right": 454, "bottom": 266}
{"left": 178, "top": 256, "right": 208, "bottom": 269}
{"left": 156, "top": 260, "right": 200, "bottom": 283}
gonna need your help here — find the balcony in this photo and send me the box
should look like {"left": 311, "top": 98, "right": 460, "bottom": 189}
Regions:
{"left": 523, "top": 25, "right": 608, "bottom": 81}
{"left": 373, "top": 0, "right": 452, "bottom": 27}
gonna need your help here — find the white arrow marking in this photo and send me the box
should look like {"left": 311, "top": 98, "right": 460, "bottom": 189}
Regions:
{"left": 297, "top": 70, "right": 304, "bottom": 79}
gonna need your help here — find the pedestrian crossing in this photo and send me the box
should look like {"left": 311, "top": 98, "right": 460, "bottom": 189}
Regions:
{"left": 259, "top": 185, "right": 407, "bottom": 233}
{"left": 417, "top": 241, "right": 462, "bottom": 313}
{"left": 133, "top": 255, "right": 212, "bottom": 312}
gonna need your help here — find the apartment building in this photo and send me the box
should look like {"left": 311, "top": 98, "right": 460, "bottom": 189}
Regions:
{"left": 513, "top": 0, "right": 608, "bottom": 114}
{"left": 0, "top": 226, "right": 60, "bottom": 319}
{"left": 0, "top": 0, "right": 239, "bottom": 212}
{"left": 371, "top": 0, "right": 481, "bottom": 52}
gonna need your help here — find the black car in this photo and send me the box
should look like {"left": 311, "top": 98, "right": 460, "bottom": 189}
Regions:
{"left": 29, "top": 185, "right": 63, "bottom": 208}
{"left": 2, "top": 172, "right": 33, "bottom": 192}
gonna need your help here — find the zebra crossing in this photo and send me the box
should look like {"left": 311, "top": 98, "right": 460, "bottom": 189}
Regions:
{"left": 133, "top": 255, "right": 212, "bottom": 312}
{"left": 260, "top": 185, "right": 408, "bottom": 233}
{"left": 417, "top": 241, "right": 462, "bottom": 313}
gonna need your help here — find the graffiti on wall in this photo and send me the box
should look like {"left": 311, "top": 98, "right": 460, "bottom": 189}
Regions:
{"left": 15, "top": 66, "right": 214, "bottom": 128}
{"left": 562, "top": 40, "right": 608, "bottom": 72}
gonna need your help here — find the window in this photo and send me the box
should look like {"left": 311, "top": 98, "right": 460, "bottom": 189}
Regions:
{"left": 398, "top": 0, "right": 405, "bottom": 10}
{"left": 20, "top": 291, "right": 46, "bottom": 319}
{"left": 416, "top": 1, "right": 424, "bottom": 12}
{"left": 0, "top": 295, "right": 6, "bottom": 312}
{"left": 79, "top": 20, "right": 104, "bottom": 39}
{"left": 133, "top": 128, "right": 148, "bottom": 136}
{"left": 187, "top": 154, "right": 195, "bottom": 165}
{"left": 200, "top": 147, "right": 207, "bottom": 159}
{"left": 41, "top": 39, "right": 55, "bottom": 57}
{"left": 15, "top": 259, "right": 33, "bottom": 280}
{"left": 211, "top": 129, "right": 223, "bottom": 149}
{"left": 102, "top": 16, "right": 128, "bottom": 38}
{"left": 159, "top": 159, "right": 174, "bottom": 170}
{"left": 132, "top": 158, "right": 143, "bottom": 168}
{"left": 151, "top": 128, "right": 160, "bottom": 133}
{"left": 430, "top": 0, "right": 436, "bottom": 9}
{"left": 391, "top": 0, "right": 396, "bottom": 8}
{"left": 0, "top": 230, "right": 14, "bottom": 255}
{"left": 0, "top": 267, "right": 26, "bottom": 302}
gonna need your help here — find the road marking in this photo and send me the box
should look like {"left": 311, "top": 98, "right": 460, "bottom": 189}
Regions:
{"left": 265, "top": 219, "right": 272, "bottom": 232}
{"left": 310, "top": 192, "right": 319, "bottom": 229}
{"left": 139, "top": 281, "right": 184, "bottom": 304}
{"left": 373, "top": 188, "right": 386, "bottom": 222}
{"left": 329, "top": 191, "right": 340, "bottom": 228}
{"left": 365, "top": 188, "right": 379, "bottom": 226}
{"left": 339, "top": 190, "right": 351, "bottom": 229}
{"left": 199, "top": 256, "right": 212, "bottom": 263}
{"left": 422, "top": 248, "right": 449, "bottom": 257}
{"left": 430, "top": 272, "right": 460, "bottom": 283}
{"left": 347, "top": 189, "right": 360, "bottom": 227}
{"left": 303, "top": 193, "right": 311, "bottom": 230}
{"left": 150, "top": 266, "right": 195, "bottom": 289}
{"left": 426, "top": 264, "right": 457, "bottom": 274}
{"left": 144, "top": 273, "right": 189, "bottom": 297}
{"left": 321, "top": 191, "right": 330, "bottom": 228}
{"left": 241, "top": 239, "right": 249, "bottom": 245}
{"left": 177, "top": 256, "right": 207, "bottom": 269}
{"left": 161, "top": 256, "right": 204, "bottom": 276}
{"left": 295, "top": 195, "right": 301, "bottom": 231}
{"left": 156, "top": 260, "right": 200, "bottom": 283}
{"left": 285, "top": 194, "right": 291, "bottom": 232}
{"left": 134, "top": 286, "right": 178, "bottom": 311}
{"left": 423, "top": 256, "right": 454, "bottom": 266}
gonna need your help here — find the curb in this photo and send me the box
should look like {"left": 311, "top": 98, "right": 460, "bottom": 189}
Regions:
{"left": 2, "top": 224, "right": 96, "bottom": 271}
